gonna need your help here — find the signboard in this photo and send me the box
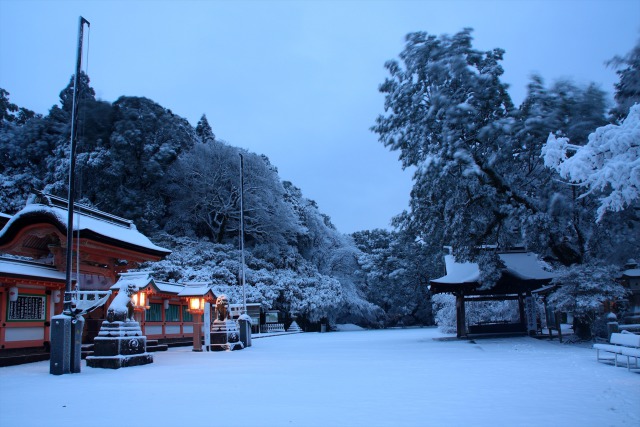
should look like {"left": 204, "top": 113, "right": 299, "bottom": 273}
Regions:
{"left": 7, "top": 295, "right": 46, "bottom": 321}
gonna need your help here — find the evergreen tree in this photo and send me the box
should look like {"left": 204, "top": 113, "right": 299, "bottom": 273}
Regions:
{"left": 608, "top": 39, "right": 640, "bottom": 122}
{"left": 372, "top": 29, "right": 525, "bottom": 282}
{"left": 195, "top": 114, "right": 215, "bottom": 142}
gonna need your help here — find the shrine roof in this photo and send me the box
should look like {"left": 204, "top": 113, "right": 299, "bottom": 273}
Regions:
{"left": 111, "top": 271, "right": 156, "bottom": 291}
{"left": 111, "top": 275, "right": 216, "bottom": 299}
{"left": 431, "top": 251, "right": 554, "bottom": 295}
{"left": 622, "top": 268, "right": 640, "bottom": 278}
{"left": 0, "top": 256, "right": 68, "bottom": 282}
{"left": 0, "top": 193, "right": 170, "bottom": 258}
{"left": 177, "top": 283, "right": 216, "bottom": 298}
{"left": 155, "top": 281, "right": 186, "bottom": 295}
{"left": 0, "top": 212, "right": 11, "bottom": 229}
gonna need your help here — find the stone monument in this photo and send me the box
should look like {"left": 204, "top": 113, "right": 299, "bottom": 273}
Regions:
{"left": 210, "top": 295, "right": 244, "bottom": 351}
{"left": 86, "top": 283, "right": 153, "bottom": 369}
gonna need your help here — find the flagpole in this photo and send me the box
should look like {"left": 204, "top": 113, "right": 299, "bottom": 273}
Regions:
{"left": 239, "top": 153, "right": 247, "bottom": 314}
{"left": 64, "top": 16, "right": 90, "bottom": 314}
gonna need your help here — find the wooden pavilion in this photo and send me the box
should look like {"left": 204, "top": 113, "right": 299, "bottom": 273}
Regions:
{"left": 430, "top": 248, "right": 554, "bottom": 338}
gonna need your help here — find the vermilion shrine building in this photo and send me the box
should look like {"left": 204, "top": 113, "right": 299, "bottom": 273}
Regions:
{"left": 0, "top": 192, "right": 185, "bottom": 362}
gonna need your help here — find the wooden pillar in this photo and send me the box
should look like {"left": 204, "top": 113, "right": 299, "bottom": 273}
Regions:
{"left": 456, "top": 293, "right": 467, "bottom": 338}
{"left": 518, "top": 293, "right": 526, "bottom": 331}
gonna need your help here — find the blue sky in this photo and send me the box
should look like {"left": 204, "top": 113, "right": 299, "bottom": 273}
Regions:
{"left": 1, "top": 0, "right": 639, "bottom": 233}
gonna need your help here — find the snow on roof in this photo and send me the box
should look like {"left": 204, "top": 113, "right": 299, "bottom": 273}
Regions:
{"left": 499, "top": 252, "right": 555, "bottom": 281}
{"left": 177, "top": 283, "right": 215, "bottom": 298}
{"left": 0, "top": 257, "right": 67, "bottom": 281}
{"left": 623, "top": 268, "right": 640, "bottom": 278}
{"left": 1, "top": 202, "right": 170, "bottom": 255}
{"left": 111, "top": 271, "right": 154, "bottom": 290}
{"left": 432, "top": 251, "right": 554, "bottom": 285}
{"left": 155, "top": 281, "right": 186, "bottom": 295}
{"left": 434, "top": 254, "right": 480, "bottom": 284}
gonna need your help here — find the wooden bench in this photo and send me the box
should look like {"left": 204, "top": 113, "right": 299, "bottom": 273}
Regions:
{"left": 593, "top": 332, "right": 640, "bottom": 371}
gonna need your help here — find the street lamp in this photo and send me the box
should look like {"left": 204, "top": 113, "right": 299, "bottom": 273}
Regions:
{"left": 187, "top": 296, "right": 205, "bottom": 352}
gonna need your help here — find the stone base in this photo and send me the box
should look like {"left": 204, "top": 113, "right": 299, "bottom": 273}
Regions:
{"left": 87, "top": 319, "right": 153, "bottom": 369}
{"left": 210, "top": 319, "right": 244, "bottom": 351}
{"left": 86, "top": 353, "right": 153, "bottom": 369}
{"left": 209, "top": 342, "right": 244, "bottom": 351}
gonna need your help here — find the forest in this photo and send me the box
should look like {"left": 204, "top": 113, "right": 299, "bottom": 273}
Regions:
{"left": 1, "top": 29, "right": 638, "bottom": 336}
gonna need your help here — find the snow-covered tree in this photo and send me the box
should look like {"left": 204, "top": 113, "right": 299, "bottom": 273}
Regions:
{"left": 165, "top": 141, "right": 302, "bottom": 246}
{"left": 608, "top": 39, "right": 640, "bottom": 122}
{"left": 195, "top": 114, "right": 215, "bottom": 143}
{"left": 372, "top": 28, "right": 537, "bottom": 282}
{"left": 542, "top": 103, "right": 640, "bottom": 221}
{"left": 353, "top": 229, "right": 433, "bottom": 326}
{"left": 547, "top": 264, "right": 629, "bottom": 339}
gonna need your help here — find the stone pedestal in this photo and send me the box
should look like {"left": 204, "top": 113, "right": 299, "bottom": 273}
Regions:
{"left": 86, "top": 320, "right": 153, "bottom": 369}
{"left": 50, "top": 314, "right": 84, "bottom": 375}
{"left": 238, "top": 317, "right": 252, "bottom": 348}
{"left": 210, "top": 319, "right": 244, "bottom": 351}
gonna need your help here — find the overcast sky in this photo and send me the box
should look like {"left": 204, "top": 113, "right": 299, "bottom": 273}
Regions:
{"left": 1, "top": 0, "right": 639, "bottom": 233}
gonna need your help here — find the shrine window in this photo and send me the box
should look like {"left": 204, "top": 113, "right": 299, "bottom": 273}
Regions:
{"left": 182, "top": 305, "right": 193, "bottom": 322}
{"left": 166, "top": 304, "right": 180, "bottom": 322}
{"left": 145, "top": 303, "right": 163, "bottom": 322}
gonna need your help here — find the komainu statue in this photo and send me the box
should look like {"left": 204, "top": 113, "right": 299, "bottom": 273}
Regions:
{"left": 215, "top": 294, "right": 230, "bottom": 322}
{"left": 107, "top": 283, "right": 137, "bottom": 322}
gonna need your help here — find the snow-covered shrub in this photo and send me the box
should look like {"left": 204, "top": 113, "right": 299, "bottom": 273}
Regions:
{"left": 432, "top": 294, "right": 457, "bottom": 333}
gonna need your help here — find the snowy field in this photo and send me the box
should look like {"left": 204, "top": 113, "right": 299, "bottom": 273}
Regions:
{"left": 1, "top": 327, "right": 639, "bottom": 427}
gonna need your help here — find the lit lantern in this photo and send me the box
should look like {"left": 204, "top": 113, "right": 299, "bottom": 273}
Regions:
{"left": 186, "top": 295, "right": 206, "bottom": 352}
{"left": 188, "top": 296, "right": 205, "bottom": 314}
{"left": 132, "top": 291, "right": 148, "bottom": 309}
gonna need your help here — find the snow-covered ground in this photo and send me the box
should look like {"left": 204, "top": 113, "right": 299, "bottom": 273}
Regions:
{"left": 1, "top": 327, "right": 638, "bottom": 427}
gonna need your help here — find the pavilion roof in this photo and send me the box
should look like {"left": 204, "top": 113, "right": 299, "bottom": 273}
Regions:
{"left": 430, "top": 250, "right": 554, "bottom": 295}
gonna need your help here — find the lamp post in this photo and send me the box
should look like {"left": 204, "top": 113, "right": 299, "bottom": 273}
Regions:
{"left": 187, "top": 296, "right": 205, "bottom": 352}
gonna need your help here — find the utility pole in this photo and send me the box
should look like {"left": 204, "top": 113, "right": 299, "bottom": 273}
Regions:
{"left": 239, "top": 153, "right": 247, "bottom": 315}
{"left": 64, "top": 15, "right": 90, "bottom": 313}
{"left": 51, "top": 16, "right": 90, "bottom": 375}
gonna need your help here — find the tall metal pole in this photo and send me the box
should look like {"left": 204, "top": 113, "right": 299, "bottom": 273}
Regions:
{"left": 239, "top": 153, "right": 247, "bottom": 314}
{"left": 64, "top": 16, "right": 90, "bottom": 314}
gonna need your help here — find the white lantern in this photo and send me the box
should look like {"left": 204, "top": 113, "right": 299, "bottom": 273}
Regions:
{"left": 52, "top": 290, "right": 62, "bottom": 303}
{"left": 8, "top": 286, "right": 18, "bottom": 302}
{"left": 163, "top": 299, "right": 170, "bottom": 310}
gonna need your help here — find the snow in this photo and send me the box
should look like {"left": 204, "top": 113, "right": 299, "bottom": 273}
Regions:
{"left": 542, "top": 103, "right": 640, "bottom": 221}
{"left": 0, "top": 257, "right": 67, "bottom": 281}
{"left": 434, "top": 254, "right": 480, "bottom": 284}
{"left": 334, "top": 323, "right": 365, "bottom": 331}
{"left": 433, "top": 252, "right": 553, "bottom": 284}
{"left": 623, "top": 268, "right": 640, "bottom": 278}
{"left": 1, "top": 328, "right": 638, "bottom": 427}
{"left": 110, "top": 271, "right": 153, "bottom": 290}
